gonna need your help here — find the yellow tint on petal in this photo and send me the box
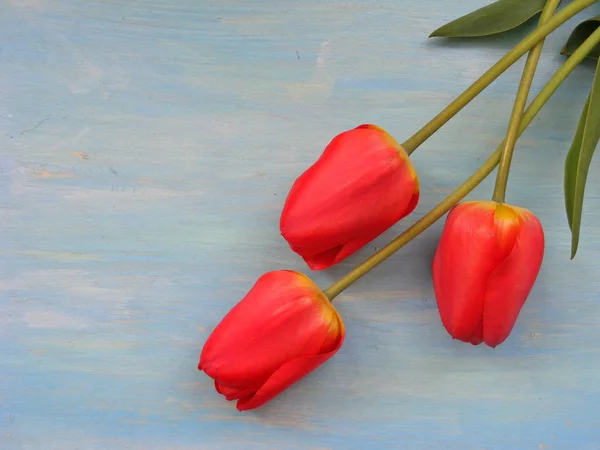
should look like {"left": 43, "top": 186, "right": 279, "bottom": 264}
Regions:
{"left": 358, "top": 125, "right": 419, "bottom": 189}
{"left": 455, "top": 201, "right": 520, "bottom": 256}
{"left": 510, "top": 205, "right": 536, "bottom": 221}
{"left": 356, "top": 124, "right": 409, "bottom": 160}
{"left": 494, "top": 203, "right": 519, "bottom": 221}
{"left": 493, "top": 203, "right": 520, "bottom": 257}
{"left": 290, "top": 271, "right": 344, "bottom": 336}
{"left": 404, "top": 153, "right": 419, "bottom": 186}
{"left": 357, "top": 124, "right": 388, "bottom": 134}
{"left": 464, "top": 200, "right": 496, "bottom": 211}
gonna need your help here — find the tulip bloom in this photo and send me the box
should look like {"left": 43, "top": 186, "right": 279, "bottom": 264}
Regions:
{"left": 280, "top": 124, "right": 419, "bottom": 270}
{"left": 432, "top": 201, "right": 544, "bottom": 347}
{"left": 199, "top": 270, "right": 344, "bottom": 411}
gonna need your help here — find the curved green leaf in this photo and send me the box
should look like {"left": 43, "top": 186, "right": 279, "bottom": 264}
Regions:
{"left": 430, "top": 0, "right": 551, "bottom": 38}
{"left": 564, "top": 57, "right": 600, "bottom": 259}
{"left": 561, "top": 15, "right": 600, "bottom": 60}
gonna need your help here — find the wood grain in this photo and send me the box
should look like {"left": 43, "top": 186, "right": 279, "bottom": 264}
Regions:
{"left": 1, "top": 0, "right": 600, "bottom": 448}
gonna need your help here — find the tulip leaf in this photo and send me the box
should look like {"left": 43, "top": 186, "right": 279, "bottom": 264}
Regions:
{"left": 564, "top": 57, "right": 600, "bottom": 259}
{"left": 561, "top": 15, "right": 600, "bottom": 60}
{"left": 429, "top": 0, "right": 552, "bottom": 38}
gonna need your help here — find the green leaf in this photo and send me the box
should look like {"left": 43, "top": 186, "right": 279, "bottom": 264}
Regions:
{"left": 430, "top": 0, "right": 551, "bottom": 38}
{"left": 561, "top": 15, "right": 600, "bottom": 60}
{"left": 564, "top": 57, "right": 600, "bottom": 259}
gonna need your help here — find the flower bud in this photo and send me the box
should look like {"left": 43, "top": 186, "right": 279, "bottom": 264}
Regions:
{"left": 432, "top": 201, "right": 544, "bottom": 347}
{"left": 280, "top": 124, "right": 419, "bottom": 270}
{"left": 199, "top": 270, "right": 344, "bottom": 410}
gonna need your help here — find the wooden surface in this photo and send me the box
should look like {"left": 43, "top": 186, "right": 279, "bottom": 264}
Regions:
{"left": 2, "top": 1, "right": 600, "bottom": 448}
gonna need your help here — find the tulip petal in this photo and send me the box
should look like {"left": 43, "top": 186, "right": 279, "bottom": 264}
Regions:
{"left": 235, "top": 333, "right": 344, "bottom": 411}
{"left": 202, "top": 298, "right": 332, "bottom": 385}
{"left": 406, "top": 188, "right": 420, "bottom": 219}
{"left": 301, "top": 234, "right": 383, "bottom": 270}
{"left": 433, "top": 201, "right": 543, "bottom": 348}
{"left": 280, "top": 125, "right": 419, "bottom": 270}
{"left": 200, "top": 271, "right": 339, "bottom": 387}
{"left": 469, "top": 321, "right": 484, "bottom": 346}
{"left": 482, "top": 210, "right": 544, "bottom": 347}
{"left": 300, "top": 245, "right": 344, "bottom": 271}
{"left": 215, "top": 381, "right": 260, "bottom": 401}
{"left": 433, "top": 202, "right": 499, "bottom": 343}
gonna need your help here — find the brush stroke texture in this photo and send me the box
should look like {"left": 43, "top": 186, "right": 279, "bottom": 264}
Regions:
{"left": 1, "top": 0, "right": 600, "bottom": 449}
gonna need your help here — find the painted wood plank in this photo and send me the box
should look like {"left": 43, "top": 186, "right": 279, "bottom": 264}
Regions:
{"left": 1, "top": 0, "right": 600, "bottom": 448}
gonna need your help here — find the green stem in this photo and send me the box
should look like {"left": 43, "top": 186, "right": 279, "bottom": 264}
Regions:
{"left": 492, "top": 0, "right": 561, "bottom": 203}
{"left": 324, "top": 25, "right": 600, "bottom": 301}
{"left": 401, "top": 0, "right": 597, "bottom": 155}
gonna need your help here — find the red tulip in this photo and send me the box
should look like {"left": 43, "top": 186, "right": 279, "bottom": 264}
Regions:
{"left": 199, "top": 270, "right": 344, "bottom": 411}
{"left": 432, "top": 201, "right": 544, "bottom": 348}
{"left": 280, "top": 124, "right": 419, "bottom": 270}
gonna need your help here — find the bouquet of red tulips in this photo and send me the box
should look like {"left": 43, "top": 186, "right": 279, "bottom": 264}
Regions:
{"left": 199, "top": 0, "right": 600, "bottom": 411}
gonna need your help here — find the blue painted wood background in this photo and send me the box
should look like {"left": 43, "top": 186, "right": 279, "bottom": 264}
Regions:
{"left": 2, "top": 1, "right": 600, "bottom": 448}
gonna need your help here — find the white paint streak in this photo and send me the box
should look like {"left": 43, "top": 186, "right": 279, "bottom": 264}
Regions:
{"left": 23, "top": 310, "right": 90, "bottom": 329}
